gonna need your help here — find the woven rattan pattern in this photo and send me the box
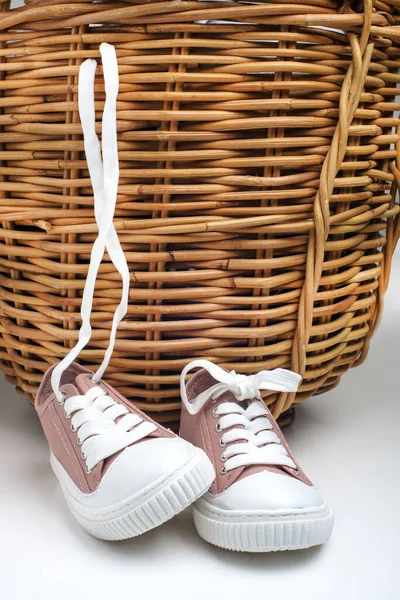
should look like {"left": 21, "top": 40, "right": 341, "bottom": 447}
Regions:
{"left": 0, "top": 0, "right": 399, "bottom": 426}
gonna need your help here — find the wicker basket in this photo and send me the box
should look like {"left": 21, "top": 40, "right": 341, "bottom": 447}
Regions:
{"left": 0, "top": 0, "right": 399, "bottom": 427}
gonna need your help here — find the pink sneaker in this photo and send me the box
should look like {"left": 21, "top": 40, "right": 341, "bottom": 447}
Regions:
{"left": 180, "top": 360, "right": 334, "bottom": 552}
{"left": 34, "top": 44, "right": 214, "bottom": 542}
{"left": 36, "top": 363, "right": 214, "bottom": 541}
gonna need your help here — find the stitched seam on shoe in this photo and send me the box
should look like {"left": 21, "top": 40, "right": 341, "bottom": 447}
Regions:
{"left": 187, "top": 372, "right": 210, "bottom": 399}
{"left": 197, "top": 505, "right": 329, "bottom": 520}
{"left": 51, "top": 409, "right": 88, "bottom": 492}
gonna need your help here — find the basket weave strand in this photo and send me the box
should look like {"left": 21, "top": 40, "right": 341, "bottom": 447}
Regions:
{"left": 0, "top": 0, "right": 399, "bottom": 426}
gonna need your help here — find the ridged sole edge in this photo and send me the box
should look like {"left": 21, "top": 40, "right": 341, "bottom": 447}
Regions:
{"left": 53, "top": 450, "right": 215, "bottom": 541}
{"left": 193, "top": 503, "right": 334, "bottom": 552}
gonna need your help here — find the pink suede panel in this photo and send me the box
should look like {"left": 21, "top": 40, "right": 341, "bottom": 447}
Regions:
{"left": 35, "top": 362, "right": 174, "bottom": 493}
{"left": 39, "top": 387, "right": 93, "bottom": 493}
{"left": 179, "top": 368, "right": 312, "bottom": 495}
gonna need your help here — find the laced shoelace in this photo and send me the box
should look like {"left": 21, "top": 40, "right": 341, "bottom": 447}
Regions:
{"left": 180, "top": 360, "right": 302, "bottom": 473}
{"left": 50, "top": 43, "right": 156, "bottom": 473}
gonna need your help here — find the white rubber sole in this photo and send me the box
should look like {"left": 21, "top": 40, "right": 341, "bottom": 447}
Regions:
{"left": 193, "top": 498, "right": 334, "bottom": 552}
{"left": 50, "top": 448, "right": 215, "bottom": 541}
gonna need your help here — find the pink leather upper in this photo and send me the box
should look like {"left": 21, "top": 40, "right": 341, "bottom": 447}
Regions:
{"left": 179, "top": 368, "right": 312, "bottom": 495}
{"left": 35, "top": 362, "right": 174, "bottom": 493}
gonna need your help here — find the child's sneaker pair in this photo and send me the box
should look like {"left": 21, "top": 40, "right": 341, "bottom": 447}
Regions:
{"left": 36, "top": 357, "right": 333, "bottom": 550}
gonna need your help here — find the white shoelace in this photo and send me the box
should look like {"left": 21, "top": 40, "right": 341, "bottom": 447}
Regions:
{"left": 50, "top": 43, "right": 156, "bottom": 473}
{"left": 180, "top": 360, "right": 302, "bottom": 473}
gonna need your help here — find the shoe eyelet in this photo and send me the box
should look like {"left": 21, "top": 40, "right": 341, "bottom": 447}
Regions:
{"left": 64, "top": 410, "right": 71, "bottom": 420}
{"left": 220, "top": 466, "right": 227, "bottom": 475}
{"left": 210, "top": 397, "right": 217, "bottom": 404}
{"left": 85, "top": 465, "right": 92, "bottom": 474}
{"left": 211, "top": 407, "right": 219, "bottom": 417}
{"left": 218, "top": 437, "right": 226, "bottom": 448}
{"left": 220, "top": 453, "right": 227, "bottom": 462}
{"left": 57, "top": 392, "right": 66, "bottom": 406}
{"left": 215, "top": 422, "right": 222, "bottom": 433}
{"left": 70, "top": 423, "right": 77, "bottom": 432}
{"left": 81, "top": 451, "right": 86, "bottom": 460}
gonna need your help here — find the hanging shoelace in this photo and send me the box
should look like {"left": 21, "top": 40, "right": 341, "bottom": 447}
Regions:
{"left": 50, "top": 43, "right": 156, "bottom": 473}
{"left": 180, "top": 360, "right": 302, "bottom": 473}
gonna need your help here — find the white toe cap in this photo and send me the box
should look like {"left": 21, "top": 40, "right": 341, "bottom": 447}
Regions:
{"left": 207, "top": 470, "right": 325, "bottom": 512}
{"left": 84, "top": 437, "right": 195, "bottom": 508}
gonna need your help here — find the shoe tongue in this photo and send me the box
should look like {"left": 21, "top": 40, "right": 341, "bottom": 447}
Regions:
{"left": 73, "top": 370, "right": 162, "bottom": 438}
{"left": 72, "top": 373, "right": 146, "bottom": 478}
{"left": 73, "top": 373, "right": 125, "bottom": 418}
{"left": 187, "top": 369, "right": 296, "bottom": 482}
{"left": 187, "top": 367, "right": 241, "bottom": 406}
{"left": 186, "top": 368, "right": 219, "bottom": 400}
{"left": 74, "top": 372, "right": 100, "bottom": 395}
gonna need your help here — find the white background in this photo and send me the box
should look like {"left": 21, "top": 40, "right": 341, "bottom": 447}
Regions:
{"left": 1, "top": 1, "right": 399, "bottom": 597}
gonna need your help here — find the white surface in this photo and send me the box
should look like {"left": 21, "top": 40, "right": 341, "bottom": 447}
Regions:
{"left": 1, "top": 249, "right": 399, "bottom": 600}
